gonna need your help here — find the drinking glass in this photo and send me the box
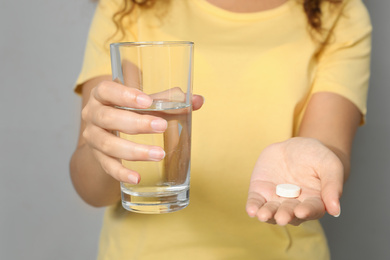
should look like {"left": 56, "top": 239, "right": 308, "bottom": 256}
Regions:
{"left": 110, "top": 41, "right": 194, "bottom": 214}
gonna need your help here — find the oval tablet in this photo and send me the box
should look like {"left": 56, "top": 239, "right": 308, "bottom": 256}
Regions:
{"left": 276, "top": 184, "right": 301, "bottom": 198}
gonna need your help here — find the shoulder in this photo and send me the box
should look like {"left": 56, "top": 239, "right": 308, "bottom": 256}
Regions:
{"left": 315, "top": 0, "right": 371, "bottom": 47}
{"left": 321, "top": 0, "right": 371, "bottom": 28}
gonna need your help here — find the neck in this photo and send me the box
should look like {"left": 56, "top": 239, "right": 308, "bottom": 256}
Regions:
{"left": 205, "top": 0, "right": 288, "bottom": 13}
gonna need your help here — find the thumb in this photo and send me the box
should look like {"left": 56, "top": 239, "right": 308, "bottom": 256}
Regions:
{"left": 192, "top": 95, "right": 204, "bottom": 111}
{"left": 321, "top": 173, "right": 343, "bottom": 217}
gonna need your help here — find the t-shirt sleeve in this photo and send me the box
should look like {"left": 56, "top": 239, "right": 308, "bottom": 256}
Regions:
{"left": 311, "top": 0, "right": 372, "bottom": 123}
{"left": 74, "top": 0, "right": 137, "bottom": 94}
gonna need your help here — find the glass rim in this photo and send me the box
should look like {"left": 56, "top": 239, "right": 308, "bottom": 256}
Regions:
{"left": 110, "top": 41, "right": 194, "bottom": 48}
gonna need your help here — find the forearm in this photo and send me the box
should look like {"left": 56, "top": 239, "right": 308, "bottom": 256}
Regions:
{"left": 70, "top": 143, "right": 121, "bottom": 207}
{"left": 297, "top": 92, "right": 362, "bottom": 182}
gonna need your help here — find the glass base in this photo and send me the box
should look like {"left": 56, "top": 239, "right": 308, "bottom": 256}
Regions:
{"left": 121, "top": 188, "right": 189, "bottom": 214}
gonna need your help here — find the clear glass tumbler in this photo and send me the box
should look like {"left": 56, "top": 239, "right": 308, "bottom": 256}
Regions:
{"left": 110, "top": 41, "right": 194, "bottom": 214}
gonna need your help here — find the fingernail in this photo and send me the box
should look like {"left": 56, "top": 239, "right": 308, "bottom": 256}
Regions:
{"left": 149, "top": 148, "right": 165, "bottom": 160}
{"left": 247, "top": 210, "right": 256, "bottom": 218}
{"left": 151, "top": 119, "right": 167, "bottom": 132}
{"left": 136, "top": 94, "right": 152, "bottom": 107}
{"left": 333, "top": 206, "right": 341, "bottom": 218}
{"left": 128, "top": 174, "right": 139, "bottom": 184}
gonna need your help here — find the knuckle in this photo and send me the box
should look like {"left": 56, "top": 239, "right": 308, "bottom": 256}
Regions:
{"left": 81, "top": 106, "right": 89, "bottom": 121}
{"left": 111, "top": 163, "right": 131, "bottom": 183}
{"left": 174, "top": 87, "right": 186, "bottom": 100}
{"left": 91, "top": 150, "right": 123, "bottom": 182}
{"left": 99, "top": 137, "right": 114, "bottom": 153}
{"left": 117, "top": 167, "right": 131, "bottom": 182}
{"left": 82, "top": 127, "right": 91, "bottom": 142}
{"left": 135, "top": 115, "right": 151, "bottom": 130}
{"left": 122, "top": 88, "right": 141, "bottom": 106}
{"left": 96, "top": 107, "right": 112, "bottom": 126}
{"left": 98, "top": 155, "right": 123, "bottom": 182}
{"left": 99, "top": 161, "right": 110, "bottom": 175}
{"left": 100, "top": 160, "right": 115, "bottom": 177}
{"left": 95, "top": 81, "right": 109, "bottom": 97}
{"left": 100, "top": 80, "right": 111, "bottom": 86}
{"left": 121, "top": 88, "right": 133, "bottom": 102}
{"left": 121, "top": 114, "right": 152, "bottom": 134}
{"left": 132, "top": 145, "right": 152, "bottom": 160}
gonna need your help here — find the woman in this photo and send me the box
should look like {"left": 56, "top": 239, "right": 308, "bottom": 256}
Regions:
{"left": 70, "top": 0, "right": 372, "bottom": 259}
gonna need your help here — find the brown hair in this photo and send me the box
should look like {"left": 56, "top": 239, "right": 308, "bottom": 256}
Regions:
{"left": 303, "top": 0, "right": 342, "bottom": 32}
{"left": 111, "top": 0, "right": 342, "bottom": 40}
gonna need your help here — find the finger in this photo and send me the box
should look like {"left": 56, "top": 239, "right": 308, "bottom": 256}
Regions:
{"left": 246, "top": 191, "right": 267, "bottom": 217}
{"left": 322, "top": 179, "right": 342, "bottom": 217}
{"left": 93, "top": 81, "right": 153, "bottom": 109}
{"left": 150, "top": 87, "right": 186, "bottom": 102}
{"left": 92, "top": 105, "right": 167, "bottom": 134}
{"left": 84, "top": 125, "right": 165, "bottom": 162}
{"left": 274, "top": 199, "right": 300, "bottom": 226}
{"left": 149, "top": 90, "right": 204, "bottom": 110}
{"left": 320, "top": 169, "right": 343, "bottom": 217}
{"left": 192, "top": 95, "right": 204, "bottom": 111}
{"left": 256, "top": 201, "right": 280, "bottom": 222}
{"left": 92, "top": 149, "right": 140, "bottom": 184}
{"left": 294, "top": 197, "right": 326, "bottom": 220}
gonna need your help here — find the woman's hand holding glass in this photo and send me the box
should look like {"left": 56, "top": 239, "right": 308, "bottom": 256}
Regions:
{"left": 81, "top": 80, "right": 204, "bottom": 184}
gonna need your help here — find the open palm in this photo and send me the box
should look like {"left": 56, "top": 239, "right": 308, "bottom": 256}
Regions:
{"left": 246, "top": 137, "right": 344, "bottom": 226}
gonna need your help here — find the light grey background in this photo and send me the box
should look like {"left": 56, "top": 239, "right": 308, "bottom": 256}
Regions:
{"left": 0, "top": 1, "right": 388, "bottom": 259}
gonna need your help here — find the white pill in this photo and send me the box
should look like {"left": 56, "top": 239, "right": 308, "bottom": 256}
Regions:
{"left": 276, "top": 184, "right": 301, "bottom": 198}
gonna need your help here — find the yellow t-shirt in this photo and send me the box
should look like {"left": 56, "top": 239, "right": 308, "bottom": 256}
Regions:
{"left": 75, "top": 0, "right": 371, "bottom": 259}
